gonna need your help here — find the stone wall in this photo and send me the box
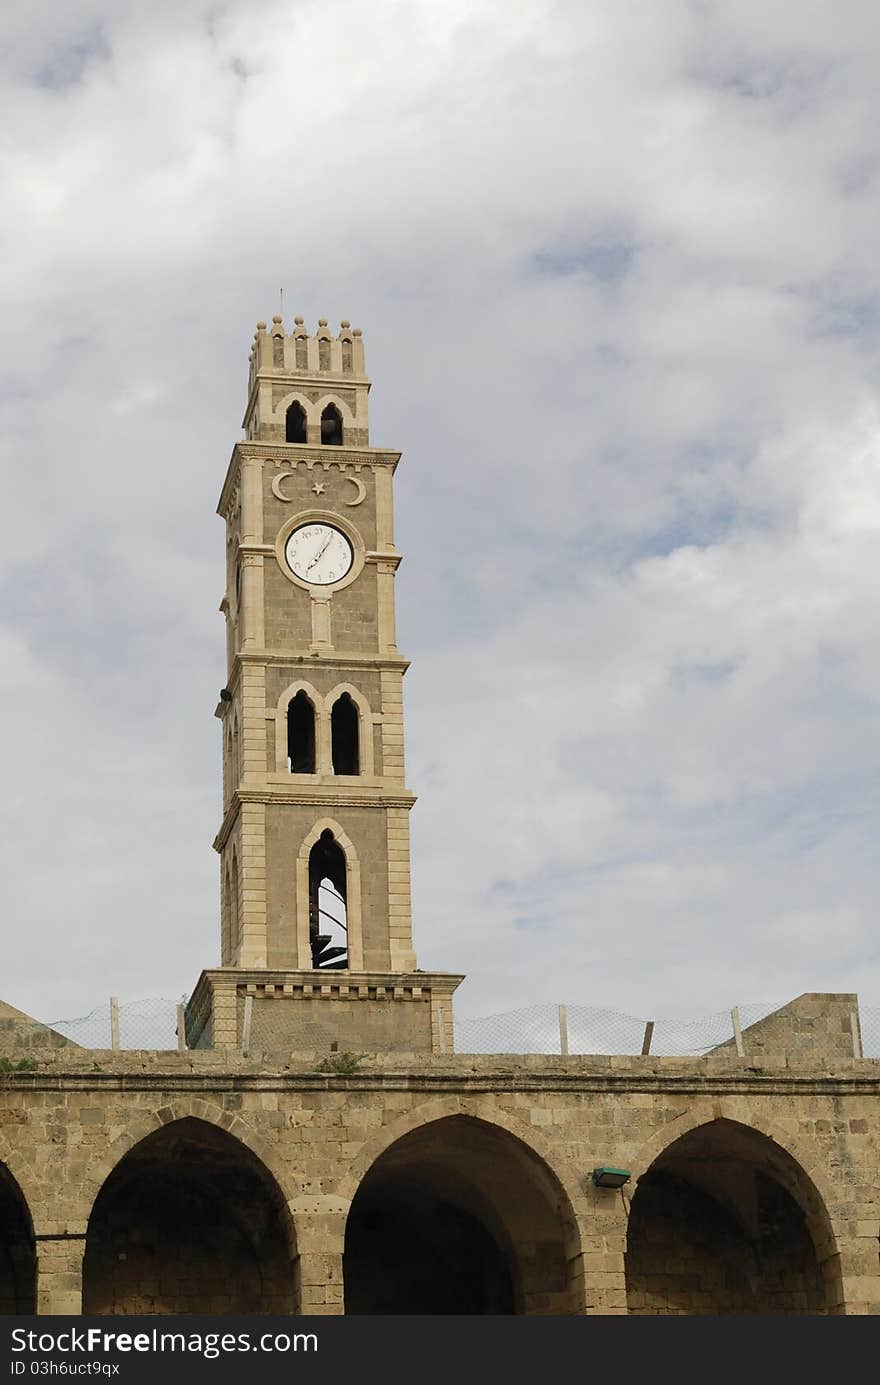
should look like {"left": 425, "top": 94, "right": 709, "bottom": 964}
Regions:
{"left": 1, "top": 1039, "right": 880, "bottom": 1315}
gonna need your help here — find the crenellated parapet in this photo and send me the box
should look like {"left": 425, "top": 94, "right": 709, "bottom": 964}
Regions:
{"left": 244, "top": 316, "right": 370, "bottom": 445}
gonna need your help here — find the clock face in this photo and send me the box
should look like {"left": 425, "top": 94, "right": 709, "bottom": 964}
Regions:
{"left": 284, "top": 522, "right": 354, "bottom": 586}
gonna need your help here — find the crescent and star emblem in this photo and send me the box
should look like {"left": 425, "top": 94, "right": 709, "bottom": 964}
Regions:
{"left": 270, "top": 471, "right": 366, "bottom": 506}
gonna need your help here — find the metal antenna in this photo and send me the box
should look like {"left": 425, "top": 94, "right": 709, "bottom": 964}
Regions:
{"left": 279, "top": 286, "right": 284, "bottom": 319}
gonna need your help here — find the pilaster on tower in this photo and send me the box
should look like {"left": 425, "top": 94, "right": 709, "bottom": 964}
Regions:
{"left": 188, "top": 315, "right": 463, "bottom": 1057}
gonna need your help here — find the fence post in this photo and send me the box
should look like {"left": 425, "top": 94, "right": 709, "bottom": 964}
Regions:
{"left": 731, "top": 1007, "right": 745, "bottom": 1057}
{"left": 851, "top": 1010, "right": 863, "bottom": 1059}
{"left": 109, "top": 997, "right": 120, "bottom": 1051}
{"left": 641, "top": 1020, "right": 654, "bottom": 1056}
{"left": 557, "top": 1004, "right": 569, "bottom": 1057}
{"left": 177, "top": 1003, "right": 187, "bottom": 1054}
{"left": 241, "top": 994, "right": 253, "bottom": 1057}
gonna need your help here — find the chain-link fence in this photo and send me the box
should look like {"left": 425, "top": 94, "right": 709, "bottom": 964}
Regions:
{"left": 48, "top": 998, "right": 185, "bottom": 1051}
{"left": 35, "top": 994, "right": 880, "bottom": 1058}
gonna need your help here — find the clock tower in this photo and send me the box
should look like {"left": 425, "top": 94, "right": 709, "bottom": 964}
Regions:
{"left": 187, "top": 317, "right": 462, "bottom": 1055}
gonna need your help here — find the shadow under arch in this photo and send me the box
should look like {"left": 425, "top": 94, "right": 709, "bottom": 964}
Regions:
{"left": 625, "top": 1117, "right": 843, "bottom": 1315}
{"left": 0, "top": 1162, "right": 35, "bottom": 1313}
{"left": 344, "top": 1114, "right": 580, "bottom": 1315}
{"left": 83, "top": 1117, "right": 298, "bottom": 1315}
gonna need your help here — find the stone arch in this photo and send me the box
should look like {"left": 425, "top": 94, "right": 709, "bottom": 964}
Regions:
{"left": 295, "top": 819, "right": 363, "bottom": 970}
{"left": 314, "top": 394, "right": 355, "bottom": 431}
{"left": 324, "top": 683, "right": 374, "bottom": 777}
{"left": 82, "top": 1113, "right": 298, "bottom": 1315}
{"left": 625, "top": 1116, "right": 842, "bottom": 1314}
{"left": 273, "top": 679, "right": 326, "bottom": 774}
{"left": 272, "top": 390, "right": 315, "bottom": 435}
{"left": 0, "top": 1160, "right": 35, "bottom": 1313}
{"left": 343, "top": 1111, "right": 583, "bottom": 1314}
{"left": 630, "top": 1101, "right": 841, "bottom": 1237}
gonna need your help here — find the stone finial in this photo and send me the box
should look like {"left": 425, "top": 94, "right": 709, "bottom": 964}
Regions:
{"left": 272, "top": 315, "right": 283, "bottom": 325}
{"left": 256, "top": 321, "right": 267, "bottom": 330}
{"left": 294, "top": 316, "right": 304, "bottom": 325}
{"left": 353, "top": 328, "right": 363, "bottom": 337}
{"left": 341, "top": 320, "right": 351, "bottom": 329}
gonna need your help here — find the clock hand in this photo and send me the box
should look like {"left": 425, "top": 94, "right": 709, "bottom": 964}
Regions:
{"left": 307, "top": 532, "right": 334, "bottom": 571}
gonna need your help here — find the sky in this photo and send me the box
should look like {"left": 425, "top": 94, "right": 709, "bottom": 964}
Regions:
{"left": 1, "top": 0, "right": 880, "bottom": 1030}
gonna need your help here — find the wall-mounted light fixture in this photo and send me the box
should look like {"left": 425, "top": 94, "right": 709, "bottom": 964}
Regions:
{"left": 592, "top": 1166, "right": 631, "bottom": 1189}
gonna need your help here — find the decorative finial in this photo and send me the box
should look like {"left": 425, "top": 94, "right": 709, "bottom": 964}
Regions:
{"left": 340, "top": 320, "right": 350, "bottom": 329}
{"left": 256, "top": 321, "right": 267, "bottom": 330}
{"left": 353, "top": 327, "right": 363, "bottom": 337}
{"left": 272, "top": 315, "right": 283, "bottom": 324}
{"left": 318, "top": 318, "right": 328, "bottom": 327}
{"left": 294, "top": 316, "right": 304, "bottom": 325}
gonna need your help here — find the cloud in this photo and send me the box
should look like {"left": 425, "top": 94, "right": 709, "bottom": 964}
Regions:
{"left": 1, "top": 0, "right": 879, "bottom": 1028}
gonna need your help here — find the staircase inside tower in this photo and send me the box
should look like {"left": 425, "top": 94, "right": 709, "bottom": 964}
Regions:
{"left": 311, "top": 880, "right": 349, "bottom": 969}
{"left": 308, "top": 830, "right": 349, "bottom": 969}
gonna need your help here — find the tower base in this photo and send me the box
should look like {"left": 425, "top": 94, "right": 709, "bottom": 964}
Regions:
{"left": 186, "top": 968, "right": 464, "bottom": 1056}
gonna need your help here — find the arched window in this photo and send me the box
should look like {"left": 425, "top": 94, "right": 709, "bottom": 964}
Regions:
{"left": 230, "top": 853, "right": 240, "bottom": 952}
{"left": 222, "top": 864, "right": 232, "bottom": 963}
{"left": 320, "top": 404, "right": 343, "bottom": 446}
{"left": 231, "top": 714, "right": 240, "bottom": 786}
{"left": 331, "top": 693, "right": 359, "bottom": 775}
{"left": 308, "top": 829, "right": 348, "bottom": 969}
{"left": 287, "top": 691, "right": 316, "bottom": 774}
{"left": 285, "top": 402, "right": 307, "bottom": 444}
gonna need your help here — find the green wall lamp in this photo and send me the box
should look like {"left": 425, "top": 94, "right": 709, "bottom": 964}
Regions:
{"left": 592, "top": 1166, "right": 631, "bottom": 1189}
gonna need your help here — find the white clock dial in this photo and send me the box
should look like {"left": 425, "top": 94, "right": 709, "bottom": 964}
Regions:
{"left": 284, "top": 522, "right": 354, "bottom": 586}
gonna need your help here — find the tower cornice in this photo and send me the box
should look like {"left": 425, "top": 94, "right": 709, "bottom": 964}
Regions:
{"left": 213, "top": 786, "right": 418, "bottom": 852}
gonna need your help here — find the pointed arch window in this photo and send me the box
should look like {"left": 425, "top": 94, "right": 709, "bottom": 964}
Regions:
{"left": 230, "top": 854, "right": 240, "bottom": 953}
{"left": 308, "top": 829, "right": 348, "bottom": 969}
{"left": 286, "top": 402, "right": 307, "bottom": 444}
{"left": 331, "top": 692, "right": 359, "bottom": 775}
{"left": 320, "top": 404, "right": 343, "bottom": 446}
{"left": 287, "top": 691, "right": 316, "bottom": 774}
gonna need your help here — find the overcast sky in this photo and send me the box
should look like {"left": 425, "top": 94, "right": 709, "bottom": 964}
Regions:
{"left": 2, "top": 0, "right": 879, "bottom": 1030}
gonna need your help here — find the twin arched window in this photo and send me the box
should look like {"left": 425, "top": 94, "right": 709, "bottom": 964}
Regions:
{"left": 284, "top": 401, "right": 344, "bottom": 446}
{"left": 287, "top": 691, "right": 360, "bottom": 775}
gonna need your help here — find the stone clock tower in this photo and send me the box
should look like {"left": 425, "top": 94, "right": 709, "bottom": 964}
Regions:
{"left": 187, "top": 317, "right": 461, "bottom": 1055}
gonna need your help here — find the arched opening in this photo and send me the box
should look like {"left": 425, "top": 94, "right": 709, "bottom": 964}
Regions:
{"left": 230, "top": 714, "right": 239, "bottom": 788}
{"left": 221, "top": 863, "right": 232, "bottom": 963}
{"left": 308, "top": 829, "right": 348, "bottom": 969}
{"left": 344, "top": 1116, "right": 578, "bottom": 1314}
{"left": 83, "top": 1118, "right": 297, "bottom": 1315}
{"left": 0, "top": 1165, "right": 35, "bottom": 1314}
{"left": 285, "top": 402, "right": 307, "bottom": 444}
{"left": 230, "top": 853, "right": 240, "bottom": 957}
{"left": 287, "top": 691, "right": 316, "bottom": 774}
{"left": 625, "top": 1119, "right": 840, "bottom": 1315}
{"left": 320, "top": 404, "right": 343, "bottom": 446}
{"left": 331, "top": 693, "right": 359, "bottom": 775}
